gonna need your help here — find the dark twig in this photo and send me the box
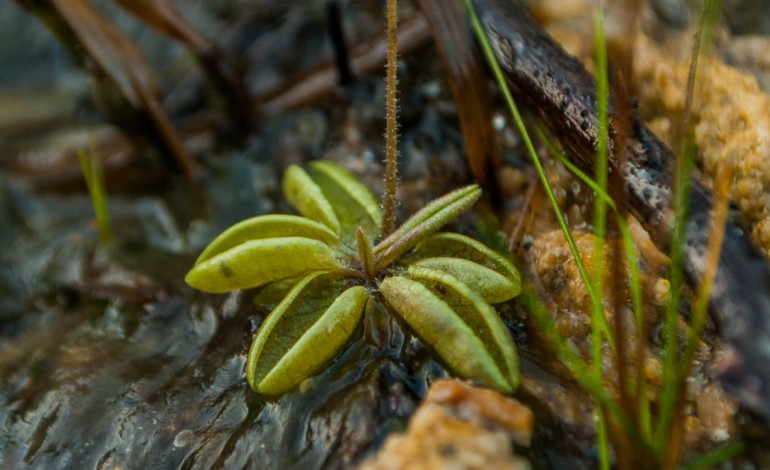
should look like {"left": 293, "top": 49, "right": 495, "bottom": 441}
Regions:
{"left": 326, "top": 1, "right": 353, "bottom": 86}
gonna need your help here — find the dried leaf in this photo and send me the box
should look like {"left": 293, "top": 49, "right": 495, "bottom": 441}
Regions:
{"left": 23, "top": 0, "right": 200, "bottom": 180}
{"left": 46, "top": 0, "right": 156, "bottom": 108}
{"left": 112, "top": 0, "right": 207, "bottom": 50}
{"left": 417, "top": 0, "right": 500, "bottom": 201}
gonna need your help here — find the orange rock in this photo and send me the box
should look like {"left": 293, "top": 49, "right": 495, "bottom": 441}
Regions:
{"left": 634, "top": 34, "right": 770, "bottom": 258}
{"left": 358, "top": 380, "right": 533, "bottom": 470}
{"left": 425, "top": 379, "right": 534, "bottom": 447}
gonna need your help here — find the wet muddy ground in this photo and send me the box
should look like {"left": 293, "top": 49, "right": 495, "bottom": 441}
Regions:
{"left": 2, "top": 1, "right": 770, "bottom": 468}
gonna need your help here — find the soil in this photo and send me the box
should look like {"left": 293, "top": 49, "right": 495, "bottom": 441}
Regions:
{"left": 1, "top": 1, "right": 769, "bottom": 469}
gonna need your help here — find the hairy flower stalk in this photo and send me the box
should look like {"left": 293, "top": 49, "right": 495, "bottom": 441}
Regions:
{"left": 381, "top": 0, "right": 399, "bottom": 237}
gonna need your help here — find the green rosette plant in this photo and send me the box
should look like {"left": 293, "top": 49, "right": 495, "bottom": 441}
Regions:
{"left": 186, "top": 161, "right": 522, "bottom": 396}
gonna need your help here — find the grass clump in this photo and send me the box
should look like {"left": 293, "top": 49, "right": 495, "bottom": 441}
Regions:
{"left": 78, "top": 148, "right": 114, "bottom": 244}
{"left": 466, "top": 0, "right": 742, "bottom": 467}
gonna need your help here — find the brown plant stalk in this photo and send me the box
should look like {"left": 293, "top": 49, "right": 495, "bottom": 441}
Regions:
{"left": 381, "top": 0, "right": 399, "bottom": 237}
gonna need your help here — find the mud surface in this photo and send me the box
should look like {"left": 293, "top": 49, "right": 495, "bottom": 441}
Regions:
{"left": 2, "top": 1, "right": 770, "bottom": 469}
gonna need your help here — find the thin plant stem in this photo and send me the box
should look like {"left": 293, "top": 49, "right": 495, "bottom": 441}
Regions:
{"left": 675, "top": 0, "right": 723, "bottom": 383}
{"left": 679, "top": 163, "right": 731, "bottom": 388}
{"left": 77, "top": 148, "right": 114, "bottom": 244}
{"left": 591, "top": 6, "right": 611, "bottom": 468}
{"left": 680, "top": 442, "right": 745, "bottom": 470}
{"left": 465, "top": 0, "right": 615, "bottom": 353}
{"left": 658, "top": 76, "right": 694, "bottom": 467}
{"left": 536, "top": 127, "right": 654, "bottom": 443}
{"left": 657, "top": 0, "right": 721, "bottom": 455}
{"left": 381, "top": 0, "right": 399, "bottom": 237}
{"left": 522, "top": 288, "right": 647, "bottom": 446}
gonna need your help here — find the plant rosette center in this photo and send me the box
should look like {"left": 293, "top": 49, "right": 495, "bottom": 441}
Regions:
{"left": 186, "top": 161, "right": 522, "bottom": 396}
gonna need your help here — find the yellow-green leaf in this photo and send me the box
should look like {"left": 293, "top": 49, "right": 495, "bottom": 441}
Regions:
{"left": 409, "top": 232, "right": 520, "bottom": 294}
{"left": 195, "top": 214, "right": 340, "bottom": 265}
{"left": 406, "top": 266, "right": 519, "bottom": 392}
{"left": 379, "top": 271, "right": 518, "bottom": 393}
{"left": 374, "top": 185, "right": 482, "bottom": 269}
{"left": 185, "top": 237, "right": 345, "bottom": 293}
{"left": 283, "top": 164, "right": 340, "bottom": 233}
{"left": 308, "top": 161, "right": 382, "bottom": 242}
{"left": 247, "top": 272, "right": 368, "bottom": 395}
{"left": 407, "top": 257, "right": 516, "bottom": 304}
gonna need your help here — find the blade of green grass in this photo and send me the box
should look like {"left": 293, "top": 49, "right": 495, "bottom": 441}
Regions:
{"left": 535, "top": 126, "right": 653, "bottom": 442}
{"left": 656, "top": 0, "right": 721, "bottom": 453}
{"left": 656, "top": 54, "right": 697, "bottom": 463}
{"left": 522, "top": 288, "right": 648, "bottom": 447}
{"left": 466, "top": 2, "right": 621, "bottom": 465}
{"left": 464, "top": 0, "right": 615, "bottom": 354}
{"left": 469, "top": 0, "right": 739, "bottom": 466}
{"left": 77, "top": 148, "right": 114, "bottom": 244}
{"left": 591, "top": 7, "right": 611, "bottom": 468}
{"left": 678, "top": 442, "right": 745, "bottom": 470}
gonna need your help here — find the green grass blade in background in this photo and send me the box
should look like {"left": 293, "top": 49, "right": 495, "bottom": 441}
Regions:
{"left": 465, "top": 0, "right": 615, "bottom": 353}
{"left": 591, "top": 8, "right": 611, "bottom": 468}
{"left": 78, "top": 149, "right": 114, "bottom": 244}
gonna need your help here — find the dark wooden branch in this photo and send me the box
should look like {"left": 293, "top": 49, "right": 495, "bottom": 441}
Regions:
{"left": 474, "top": 0, "right": 770, "bottom": 418}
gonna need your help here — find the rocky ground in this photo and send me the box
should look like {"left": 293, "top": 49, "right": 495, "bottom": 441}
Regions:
{"left": 1, "top": 1, "right": 770, "bottom": 468}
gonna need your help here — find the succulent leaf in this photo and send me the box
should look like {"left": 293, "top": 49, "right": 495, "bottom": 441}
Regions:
{"left": 406, "top": 266, "right": 519, "bottom": 391}
{"left": 409, "top": 232, "right": 521, "bottom": 295}
{"left": 374, "top": 185, "right": 482, "bottom": 269}
{"left": 407, "top": 257, "right": 517, "bottom": 304}
{"left": 308, "top": 161, "right": 382, "bottom": 241}
{"left": 185, "top": 237, "right": 345, "bottom": 293}
{"left": 379, "top": 273, "right": 516, "bottom": 393}
{"left": 283, "top": 164, "right": 341, "bottom": 233}
{"left": 195, "top": 214, "right": 340, "bottom": 265}
{"left": 356, "top": 226, "right": 376, "bottom": 280}
{"left": 246, "top": 272, "right": 368, "bottom": 395}
{"left": 187, "top": 161, "right": 523, "bottom": 398}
